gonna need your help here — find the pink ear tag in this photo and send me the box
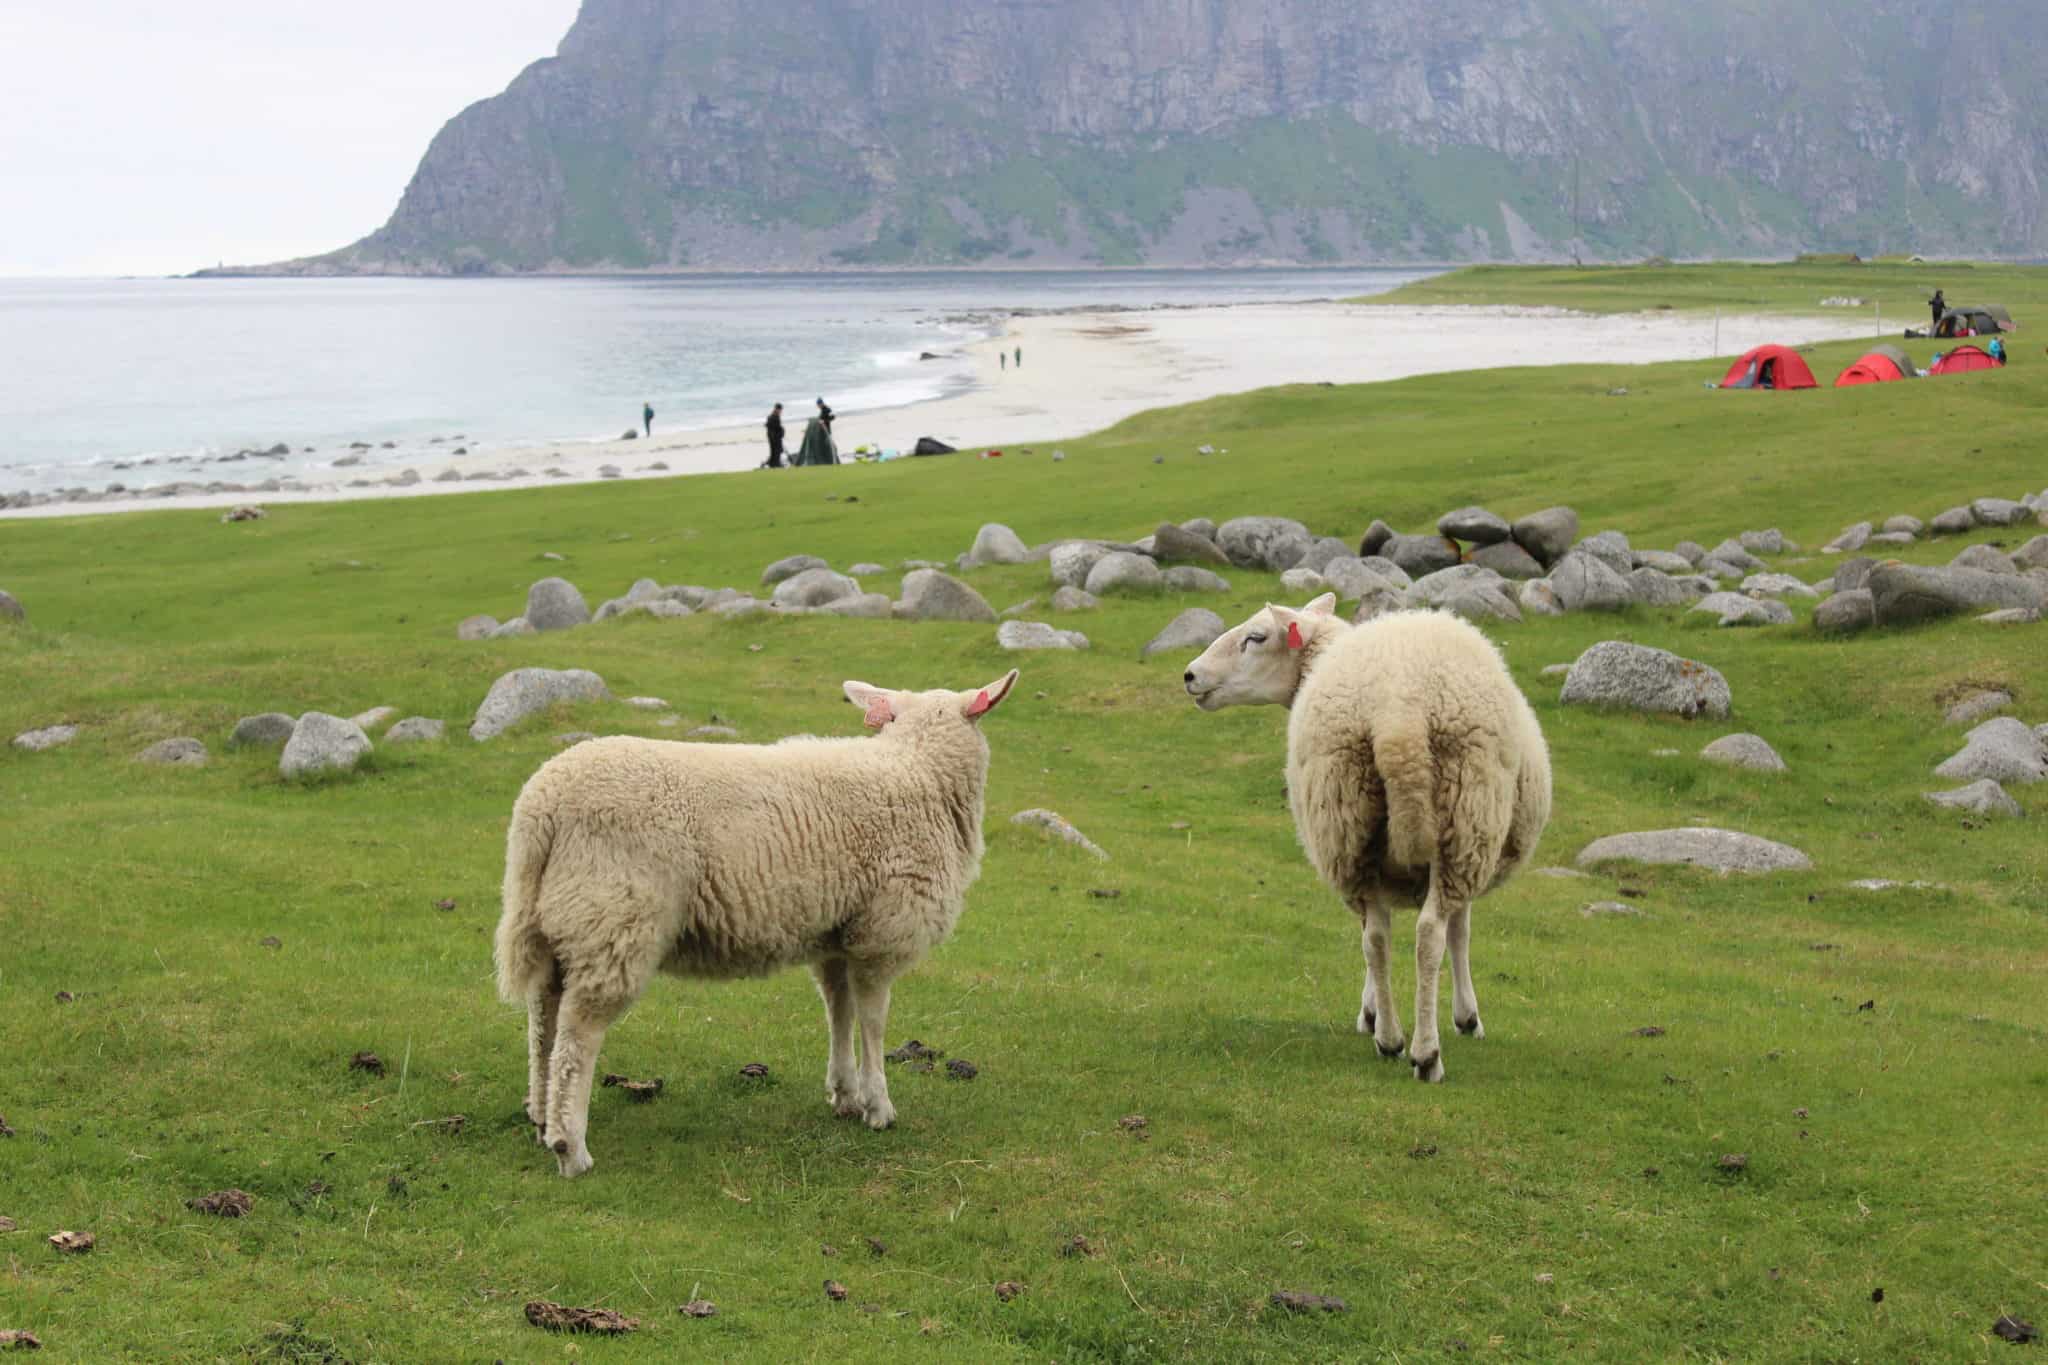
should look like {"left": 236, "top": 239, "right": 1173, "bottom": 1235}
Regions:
{"left": 863, "top": 696, "right": 894, "bottom": 729}
{"left": 965, "top": 689, "right": 992, "bottom": 718}
{"left": 1286, "top": 621, "right": 1305, "bottom": 651}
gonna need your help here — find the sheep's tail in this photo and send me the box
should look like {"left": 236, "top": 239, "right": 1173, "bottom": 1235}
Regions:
{"left": 1375, "top": 724, "right": 1441, "bottom": 872}
{"left": 494, "top": 797, "right": 557, "bottom": 1004}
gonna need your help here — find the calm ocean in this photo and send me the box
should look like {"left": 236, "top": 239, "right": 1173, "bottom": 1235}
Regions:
{"left": 0, "top": 268, "right": 1431, "bottom": 495}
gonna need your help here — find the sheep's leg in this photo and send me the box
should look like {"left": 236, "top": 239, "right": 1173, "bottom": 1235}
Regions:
{"left": 1410, "top": 887, "right": 1452, "bottom": 1084}
{"left": 525, "top": 974, "right": 564, "bottom": 1145}
{"left": 847, "top": 963, "right": 901, "bottom": 1131}
{"left": 811, "top": 958, "right": 862, "bottom": 1119}
{"left": 1448, "top": 905, "right": 1484, "bottom": 1040}
{"left": 543, "top": 986, "right": 625, "bottom": 1178}
{"left": 1355, "top": 897, "right": 1404, "bottom": 1058}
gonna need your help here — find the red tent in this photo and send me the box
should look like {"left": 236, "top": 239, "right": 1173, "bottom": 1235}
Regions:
{"left": 1720, "top": 345, "right": 1818, "bottom": 391}
{"left": 1930, "top": 345, "right": 2001, "bottom": 376}
{"left": 1834, "top": 344, "right": 1912, "bottom": 387}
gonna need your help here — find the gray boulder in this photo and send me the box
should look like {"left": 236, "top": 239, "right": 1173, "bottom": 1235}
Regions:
{"left": 1511, "top": 507, "right": 1579, "bottom": 566}
{"left": 1298, "top": 536, "right": 1355, "bottom": 575}
{"left": 1971, "top": 497, "right": 2029, "bottom": 527}
{"left": 1320, "top": 556, "right": 1385, "bottom": 599}
{"left": 996, "top": 621, "right": 1090, "bottom": 651}
{"left": 1929, "top": 507, "right": 1976, "bottom": 535}
{"left": 1624, "top": 568, "right": 1692, "bottom": 607}
{"left": 1011, "top": 808, "right": 1109, "bottom": 860}
{"left": 1573, "top": 530, "right": 1634, "bottom": 575}
{"left": 1438, "top": 585, "right": 1523, "bottom": 624}
{"left": 966, "top": 523, "right": 1031, "bottom": 566}
{"left": 1406, "top": 564, "right": 1506, "bottom": 608}
{"left": 1163, "top": 566, "right": 1229, "bottom": 593}
{"left": 773, "top": 567, "right": 861, "bottom": 608}
{"left": 0, "top": 588, "right": 22, "bottom": 624}
{"left": 1980, "top": 607, "right": 2043, "bottom": 625}
{"left": 1632, "top": 549, "right": 1695, "bottom": 575}
{"left": 13, "top": 723, "right": 78, "bottom": 751}
{"left": 1358, "top": 556, "right": 1413, "bottom": 589}
{"left": 1357, "top": 519, "right": 1396, "bottom": 558}
{"left": 281, "top": 713, "right": 372, "bottom": 776}
{"left": 1048, "top": 541, "right": 1110, "bottom": 588}
{"left": 1933, "top": 717, "right": 2047, "bottom": 784}
{"left": 1472, "top": 540, "right": 1545, "bottom": 579}
{"left": 1141, "top": 608, "right": 1227, "bottom": 659}
{"left": 1382, "top": 533, "right": 1461, "bottom": 578}
{"left": 1218, "top": 516, "right": 1313, "bottom": 572}
{"left": 1738, "top": 529, "right": 1789, "bottom": 555}
{"left": 1924, "top": 780, "right": 2022, "bottom": 818}
{"left": 1518, "top": 580, "right": 1563, "bottom": 617}
{"left": 1691, "top": 593, "right": 1793, "bottom": 627}
{"left": 1741, "top": 573, "right": 1821, "bottom": 599}
{"left": 1868, "top": 531, "right": 1917, "bottom": 548}
{"left": 1181, "top": 517, "right": 1218, "bottom": 542}
{"left": 1832, "top": 558, "right": 1878, "bottom": 593}
{"left": 1352, "top": 585, "right": 1407, "bottom": 622}
{"left": 1672, "top": 540, "right": 1707, "bottom": 566}
{"left": 1707, "top": 540, "right": 1766, "bottom": 572}
{"left": 1695, "top": 556, "right": 1745, "bottom": 582}
{"left": 351, "top": 706, "right": 397, "bottom": 733}
{"left": 848, "top": 562, "right": 886, "bottom": 577}
{"left": 611, "top": 599, "right": 693, "bottom": 621}
{"left": 761, "top": 554, "right": 828, "bottom": 586}
{"left": 231, "top": 713, "right": 297, "bottom": 747}
{"left": 138, "top": 738, "right": 208, "bottom": 767}
{"left": 1151, "top": 522, "right": 1230, "bottom": 566}
{"left": 895, "top": 570, "right": 998, "bottom": 623}
{"left": 1085, "top": 551, "right": 1165, "bottom": 596}
{"left": 1551, "top": 552, "right": 1632, "bottom": 612}
{"left": 1560, "top": 641, "right": 1732, "bottom": 719}
{"left": 1813, "top": 589, "right": 1875, "bottom": 633}
{"left": 1822, "top": 522, "right": 1873, "bottom": 555}
{"left": 1944, "top": 689, "right": 2012, "bottom": 726}
{"left": 1280, "top": 567, "right": 1329, "bottom": 595}
{"left": 2013, "top": 536, "right": 2048, "bottom": 571}
{"left": 1052, "top": 586, "right": 1101, "bottom": 611}
{"left": 1950, "top": 543, "right": 2016, "bottom": 575}
{"left": 1882, "top": 515, "right": 1925, "bottom": 535}
{"left": 385, "top": 717, "right": 446, "bottom": 743}
{"left": 712, "top": 596, "right": 768, "bottom": 617}
{"left": 469, "top": 668, "right": 611, "bottom": 741}
{"left": 817, "top": 593, "right": 895, "bottom": 619}
{"left": 457, "top": 614, "right": 498, "bottom": 641}
{"left": 1701, "top": 734, "right": 1786, "bottom": 772}
{"left": 525, "top": 578, "right": 591, "bottom": 632}
{"left": 1437, "top": 506, "right": 1512, "bottom": 545}
{"left": 1576, "top": 828, "right": 1812, "bottom": 874}
{"left": 490, "top": 617, "right": 536, "bottom": 639}
{"left": 1869, "top": 563, "right": 2048, "bottom": 624}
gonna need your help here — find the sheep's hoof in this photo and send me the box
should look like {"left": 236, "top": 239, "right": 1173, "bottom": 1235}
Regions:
{"left": 833, "top": 1100, "right": 866, "bottom": 1121}
{"left": 1410, "top": 1051, "right": 1444, "bottom": 1084}
{"left": 1455, "top": 1014, "right": 1485, "bottom": 1039}
{"left": 1375, "top": 1036, "right": 1406, "bottom": 1059}
{"left": 553, "top": 1142, "right": 594, "bottom": 1179}
{"left": 863, "top": 1101, "right": 897, "bottom": 1131}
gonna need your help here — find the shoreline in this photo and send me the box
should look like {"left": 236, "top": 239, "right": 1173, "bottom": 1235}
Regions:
{"left": 0, "top": 301, "right": 1882, "bottom": 521}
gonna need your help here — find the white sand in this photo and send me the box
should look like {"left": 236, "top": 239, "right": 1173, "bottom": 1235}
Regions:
{"left": 1, "top": 303, "right": 1881, "bottom": 520}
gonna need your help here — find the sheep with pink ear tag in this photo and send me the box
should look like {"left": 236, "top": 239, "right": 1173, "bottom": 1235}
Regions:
{"left": 493, "top": 669, "right": 1021, "bottom": 1177}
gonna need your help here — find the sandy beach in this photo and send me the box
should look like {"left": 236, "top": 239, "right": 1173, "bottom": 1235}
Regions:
{"left": 0, "top": 302, "right": 1881, "bottom": 519}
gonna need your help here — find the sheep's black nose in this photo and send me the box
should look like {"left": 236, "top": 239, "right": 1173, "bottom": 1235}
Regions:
{"left": 1183, "top": 671, "right": 1196, "bottom": 685}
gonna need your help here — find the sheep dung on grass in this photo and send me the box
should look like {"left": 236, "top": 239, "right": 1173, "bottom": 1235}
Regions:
{"left": 494, "top": 670, "right": 1021, "bottom": 1177}
{"left": 1183, "top": 596, "right": 1551, "bottom": 1083}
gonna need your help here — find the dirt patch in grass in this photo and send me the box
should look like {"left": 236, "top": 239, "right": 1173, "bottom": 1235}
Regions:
{"left": 523, "top": 1301, "right": 639, "bottom": 1335}
{"left": 188, "top": 1189, "right": 254, "bottom": 1218}
{"left": 600, "top": 1074, "right": 664, "bottom": 1100}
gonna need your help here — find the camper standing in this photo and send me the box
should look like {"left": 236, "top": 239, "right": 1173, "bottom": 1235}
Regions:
{"left": 765, "top": 403, "right": 786, "bottom": 468}
{"left": 1928, "top": 288, "right": 1945, "bottom": 330}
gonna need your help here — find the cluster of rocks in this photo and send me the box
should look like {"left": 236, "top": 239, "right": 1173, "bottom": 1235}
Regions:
{"left": 1923, "top": 701, "right": 2046, "bottom": 818}
{"left": 1813, "top": 537, "right": 2048, "bottom": 633}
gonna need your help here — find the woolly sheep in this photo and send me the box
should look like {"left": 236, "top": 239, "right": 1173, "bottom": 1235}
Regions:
{"left": 1183, "top": 595, "right": 1551, "bottom": 1083}
{"left": 493, "top": 669, "right": 1021, "bottom": 1177}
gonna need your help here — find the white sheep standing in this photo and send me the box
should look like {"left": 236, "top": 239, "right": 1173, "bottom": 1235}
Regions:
{"left": 493, "top": 669, "right": 1020, "bottom": 1177}
{"left": 1183, "top": 595, "right": 1550, "bottom": 1082}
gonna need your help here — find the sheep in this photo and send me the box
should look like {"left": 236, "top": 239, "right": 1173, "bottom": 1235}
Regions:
{"left": 493, "top": 668, "right": 1020, "bottom": 1177}
{"left": 1182, "top": 594, "right": 1550, "bottom": 1083}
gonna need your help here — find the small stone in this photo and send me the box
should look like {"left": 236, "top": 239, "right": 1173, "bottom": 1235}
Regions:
{"left": 1550, "top": 552, "right": 1632, "bottom": 612}
{"left": 1741, "top": 573, "right": 1820, "bottom": 600}
{"left": 1510, "top": 507, "right": 1579, "bottom": 566}
{"left": 1929, "top": 506, "right": 1977, "bottom": 535}
{"left": 13, "top": 724, "right": 80, "bottom": 752}
{"left": 1051, "top": 586, "right": 1100, "bottom": 611}
{"left": 1971, "top": 497, "right": 2029, "bottom": 527}
{"left": 1924, "top": 780, "right": 2022, "bottom": 818}
{"left": 1691, "top": 592, "right": 1793, "bottom": 627}
{"left": 1581, "top": 901, "right": 1643, "bottom": 917}
{"left": 1951, "top": 543, "right": 2018, "bottom": 575}
{"left": 1279, "top": 567, "right": 1328, "bottom": 595}
{"left": 1945, "top": 689, "right": 2013, "bottom": 726}
{"left": 774, "top": 567, "right": 861, "bottom": 609}
{"left": 1577, "top": 829, "right": 1812, "bottom": 874}
{"left": 1822, "top": 522, "right": 1873, "bottom": 555}
{"left": 1140, "top": 608, "right": 1227, "bottom": 659}
{"left": 384, "top": 717, "right": 445, "bottom": 743}
{"left": 1381, "top": 533, "right": 1461, "bottom": 578}
{"left": 137, "top": 738, "right": 208, "bottom": 767}
{"left": 1701, "top": 734, "right": 1787, "bottom": 772}
{"left": 1218, "top": 516, "right": 1313, "bottom": 571}
{"left": 1979, "top": 607, "right": 2042, "bottom": 625}
{"left": 1161, "top": 566, "right": 1230, "bottom": 593}
{"left": 1739, "top": 528, "right": 1789, "bottom": 555}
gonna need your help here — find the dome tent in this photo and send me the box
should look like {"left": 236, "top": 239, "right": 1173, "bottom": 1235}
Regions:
{"left": 1719, "top": 345, "right": 1817, "bottom": 391}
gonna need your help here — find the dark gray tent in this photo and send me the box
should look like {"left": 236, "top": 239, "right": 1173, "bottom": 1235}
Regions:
{"left": 1930, "top": 305, "right": 2014, "bottom": 338}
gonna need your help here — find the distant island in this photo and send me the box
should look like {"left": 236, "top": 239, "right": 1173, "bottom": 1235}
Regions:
{"left": 199, "top": 0, "right": 2048, "bottom": 277}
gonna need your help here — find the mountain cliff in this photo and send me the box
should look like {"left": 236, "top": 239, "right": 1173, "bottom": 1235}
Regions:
{"left": 248, "top": 0, "right": 2048, "bottom": 273}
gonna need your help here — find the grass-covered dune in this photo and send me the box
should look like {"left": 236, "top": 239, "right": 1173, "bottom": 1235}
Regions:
{"left": 2, "top": 271, "right": 2046, "bottom": 1360}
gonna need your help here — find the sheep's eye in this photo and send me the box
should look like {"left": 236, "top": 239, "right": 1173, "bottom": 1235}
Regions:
{"left": 1242, "top": 633, "right": 1266, "bottom": 651}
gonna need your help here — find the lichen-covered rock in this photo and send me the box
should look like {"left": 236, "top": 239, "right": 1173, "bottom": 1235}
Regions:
{"left": 138, "top": 738, "right": 208, "bottom": 767}
{"left": 1933, "top": 717, "right": 2047, "bottom": 784}
{"left": 281, "top": 713, "right": 372, "bottom": 776}
{"left": 966, "top": 523, "right": 1031, "bottom": 566}
{"left": 1560, "top": 641, "right": 1732, "bottom": 718}
{"left": 1929, "top": 506, "right": 1977, "bottom": 535}
{"left": 457, "top": 614, "right": 499, "bottom": 640}
{"left": 1048, "top": 541, "right": 1110, "bottom": 588}
{"left": 385, "top": 717, "right": 446, "bottom": 743}
{"left": 772, "top": 567, "right": 861, "bottom": 608}
{"left": 1405, "top": 564, "right": 1506, "bottom": 608}
{"left": 1739, "top": 528, "right": 1789, "bottom": 555}
{"left": 1051, "top": 586, "right": 1100, "bottom": 611}
{"left": 1831, "top": 558, "right": 1878, "bottom": 593}
{"left": 1971, "top": 497, "right": 2029, "bottom": 527}
{"left": 1632, "top": 549, "right": 1695, "bottom": 575}
{"left": 1869, "top": 563, "right": 2048, "bottom": 624}
{"left": 895, "top": 569, "right": 998, "bottom": 622}
{"left": 1279, "top": 567, "right": 1328, "bottom": 595}
{"left": 1882, "top": 515, "right": 1924, "bottom": 536}
{"left": 816, "top": 592, "right": 894, "bottom": 618}
{"left": 1924, "top": 780, "right": 2022, "bottom": 818}
{"left": 231, "top": 713, "right": 298, "bottom": 747}
{"left": 1550, "top": 552, "right": 1632, "bottom": 612}
{"left": 1471, "top": 539, "right": 1545, "bottom": 580}
{"left": 1813, "top": 589, "right": 1875, "bottom": 633}
{"left": 1822, "top": 522, "right": 1873, "bottom": 555}
{"left": 1949, "top": 543, "right": 2017, "bottom": 576}
{"left": 1573, "top": 530, "right": 1635, "bottom": 575}
{"left": 1701, "top": 733, "right": 1786, "bottom": 772}
{"left": 1624, "top": 567, "right": 1693, "bottom": 607}
{"left": 525, "top": 577, "right": 591, "bottom": 632}
{"left": 1140, "top": 608, "right": 1227, "bottom": 659}
{"left": 1518, "top": 579, "right": 1563, "bottom": 617}
{"left": 1511, "top": 507, "right": 1579, "bottom": 566}
{"left": 1691, "top": 592, "right": 1794, "bottom": 627}
{"left": 13, "top": 724, "right": 79, "bottom": 751}
{"left": 1084, "top": 551, "right": 1165, "bottom": 595}
{"left": 1217, "top": 516, "right": 1313, "bottom": 572}
{"left": 469, "top": 668, "right": 611, "bottom": 741}
{"left": 761, "top": 554, "right": 828, "bottom": 586}
{"left": 1576, "top": 828, "right": 1811, "bottom": 873}
{"left": 1150, "top": 522, "right": 1230, "bottom": 566}
{"left": 1381, "top": 533, "right": 1461, "bottom": 578}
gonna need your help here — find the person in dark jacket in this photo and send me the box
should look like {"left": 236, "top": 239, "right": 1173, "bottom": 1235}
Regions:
{"left": 1928, "top": 288, "right": 1946, "bottom": 330}
{"left": 643, "top": 401, "right": 654, "bottom": 438}
{"left": 816, "top": 397, "right": 834, "bottom": 431}
{"left": 765, "top": 403, "right": 786, "bottom": 468}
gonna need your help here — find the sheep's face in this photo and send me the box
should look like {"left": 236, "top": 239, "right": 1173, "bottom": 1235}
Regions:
{"left": 1183, "top": 593, "right": 1338, "bottom": 710}
{"left": 842, "top": 669, "right": 1021, "bottom": 737}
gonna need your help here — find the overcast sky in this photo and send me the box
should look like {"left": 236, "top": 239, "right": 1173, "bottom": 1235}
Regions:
{"left": 0, "top": 1, "right": 582, "bottom": 276}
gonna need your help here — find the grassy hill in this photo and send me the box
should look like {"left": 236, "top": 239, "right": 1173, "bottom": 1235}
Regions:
{"left": 2, "top": 273, "right": 2045, "bottom": 1359}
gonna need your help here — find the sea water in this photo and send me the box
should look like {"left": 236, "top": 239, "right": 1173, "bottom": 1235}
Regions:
{"left": 0, "top": 267, "right": 1431, "bottom": 495}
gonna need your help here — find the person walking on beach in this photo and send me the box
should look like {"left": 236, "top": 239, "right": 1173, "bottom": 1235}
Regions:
{"left": 765, "top": 402, "right": 786, "bottom": 468}
{"left": 999, "top": 349, "right": 1007, "bottom": 372}
{"left": 643, "top": 401, "right": 654, "bottom": 438}
{"left": 1014, "top": 345, "right": 1022, "bottom": 369}
{"left": 1928, "top": 288, "right": 1946, "bottom": 331}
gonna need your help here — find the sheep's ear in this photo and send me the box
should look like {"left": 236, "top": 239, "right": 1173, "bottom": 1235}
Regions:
{"left": 1303, "top": 592, "right": 1337, "bottom": 617}
{"left": 843, "top": 681, "right": 896, "bottom": 729}
{"left": 962, "top": 668, "right": 1020, "bottom": 721}
{"left": 1265, "top": 603, "right": 1308, "bottom": 650}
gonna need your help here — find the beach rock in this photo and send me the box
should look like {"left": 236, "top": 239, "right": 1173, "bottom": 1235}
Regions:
{"left": 1707, "top": 540, "right": 1766, "bottom": 573}
{"left": 1832, "top": 558, "right": 1878, "bottom": 593}
{"left": 1929, "top": 507, "right": 1976, "bottom": 535}
{"left": 1741, "top": 573, "right": 1821, "bottom": 599}
{"left": 1813, "top": 589, "right": 1875, "bottom": 633}
{"left": 1150, "top": 522, "right": 1230, "bottom": 566}
{"left": 1869, "top": 563, "right": 2048, "bottom": 624}
{"left": 773, "top": 567, "right": 861, "bottom": 609}
{"left": 1576, "top": 828, "right": 1812, "bottom": 874}
{"left": 1632, "top": 549, "right": 1695, "bottom": 575}
{"left": 525, "top": 578, "right": 591, "bottom": 632}
{"left": 1298, "top": 536, "right": 1355, "bottom": 575}
{"left": 1471, "top": 540, "right": 1545, "bottom": 580}
{"left": 1934, "top": 717, "right": 2047, "bottom": 784}
{"left": 1560, "top": 641, "right": 1732, "bottom": 719}
{"left": 1925, "top": 780, "right": 2022, "bottom": 818}
{"left": 1218, "top": 516, "right": 1313, "bottom": 572}
{"left": 1048, "top": 541, "right": 1110, "bottom": 588}
{"left": 1691, "top": 592, "right": 1793, "bottom": 627}
{"left": 1946, "top": 689, "right": 2013, "bottom": 726}
{"left": 1051, "top": 586, "right": 1100, "bottom": 611}
{"left": 1141, "top": 609, "right": 1227, "bottom": 659}
{"left": 350, "top": 706, "right": 398, "bottom": 733}
{"left": 1437, "top": 506, "right": 1512, "bottom": 545}
{"left": 490, "top": 617, "right": 536, "bottom": 639}
{"left": 1085, "top": 551, "right": 1164, "bottom": 596}
{"left": 1382, "top": 533, "right": 1461, "bottom": 578}
{"left": 895, "top": 570, "right": 997, "bottom": 623}
{"left": 1357, "top": 519, "right": 1396, "bottom": 558}
{"left": 457, "top": 614, "right": 499, "bottom": 641}
{"left": 1573, "top": 530, "right": 1634, "bottom": 575}
{"left": 1280, "top": 567, "right": 1328, "bottom": 595}
{"left": 2012, "top": 536, "right": 2048, "bottom": 571}
{"left": 13, "top": 724, "right": 79, "bottom": 752}
{"left": 230, "top": 713, "right": 297, "bottom": 747}
{"left": 817, "top": 592, "right": 894, "bottom": 619}
{"left": 1739, "top": 529, "right": 1789, "bottom": 555}
{"left": 1511, "top": 507, "right": 1579, "bottom": 566}
{"left": 996, "top": 621, "right": 1090, "bottom": 651}
{"left": 761, "top": 554, "right": 828, "bottom": 586}
{"left": 1822, "top": 522, "right": 1873, "bottom": 554}
{"left": 137, "top": 738, "right": 208, "bottom": 767}
{"left": 470, "top": 668, "right": 611, "bottom": 741}
{"left": 1551, "top": 552, "right": 1632, "bottom": 612}
{"left": 1624, "top": 567, "right": 1693, "bottom": 607}
{"left": 280, "top": 713, "right": 372, "bottom": 777}
{"left": 384, "top": 717, "right": 445, "bottom": 743}
{"left": 1518, "top": 579, "right": 1563, "bottom": 616}
{"left": 1011, "top": 808, "right": 1108, "bottom": 859}
{"left": 0, "top": 589, "right": 24, "bottom": 624}
{"left": 1672, "top": 540, "right": 1708, "bottom": 567}
{"left": 1701, "top": 734, "right": 1786, "bottom": 772}
{"left": 1949, "top": 543, "right": 2016, "bottom": 575}
{"left": 966, "top": 523, "right": 1031, "bottom": 567}
{"left": 1971, "top": 497, "right": 2029, "bottom": 527}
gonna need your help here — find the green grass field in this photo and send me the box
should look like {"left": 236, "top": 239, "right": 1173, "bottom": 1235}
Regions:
{"left": 3, "top": 266, "right": 2046, "bottom": 1361}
